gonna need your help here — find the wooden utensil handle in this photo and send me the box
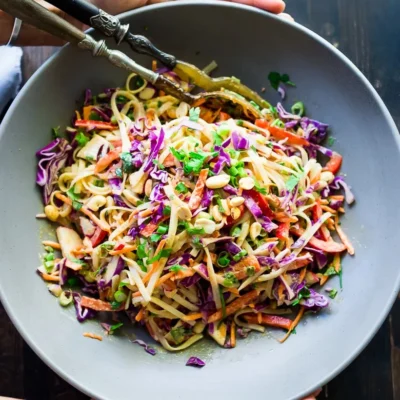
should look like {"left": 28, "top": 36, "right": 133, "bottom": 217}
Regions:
{"left": 0, "top": 0, "right": 85, "bottom": 44}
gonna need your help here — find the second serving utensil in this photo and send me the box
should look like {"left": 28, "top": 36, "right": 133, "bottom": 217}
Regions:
{"left": 45, "top": 0, "right": 271, "bottom": 110}
{"left": 0, "top": 0, "right": 263, "bottom": 121}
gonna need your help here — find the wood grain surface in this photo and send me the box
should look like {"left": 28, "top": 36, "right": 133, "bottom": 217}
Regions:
{"left": 1, "top": 0, "right": 399, "bottom": 399}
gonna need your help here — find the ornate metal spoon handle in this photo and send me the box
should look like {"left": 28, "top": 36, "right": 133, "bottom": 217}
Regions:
{"left": 46, "top": 0, "right": 177, "bottom": 68}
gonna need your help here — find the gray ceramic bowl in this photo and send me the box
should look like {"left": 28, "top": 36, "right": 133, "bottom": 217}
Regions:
{"left": 1, "top": 2, "right": 400, "bottom": 399}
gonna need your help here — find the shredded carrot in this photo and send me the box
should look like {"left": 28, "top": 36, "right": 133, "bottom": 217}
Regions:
{"left": 188, "top": 169, "right": 209, "bottom": 210}
{"left": 338, "top": 207, "right": 345, "bottom": 213}
{"left": 152, "top": 60, "right": 157, "bottom": 71}
{"left": 311, "top": 172, "right": 321, "bottom": 184}
{"left": 230, "top": 321, "right": 236, "bottom": 348}
{"left": 226, "top": 287, "right": 240, "bottom": 296}
{"left": 83, "top": 106, "right": 92, "bottom": 120}
{"left": 321, "top": 205, "right": 337, "bottom": 214}
{"left": 243, "top": 314, "right": 292, "bottom": 330}
{"left": 109, "top": 244, "right": 137, "bottom": 256}
{"left": 171, "top": 268, "right": 195, "bottom": 281}
{"left": 155, "top": 271, "right": 174, "bottom": 287}
{"left": 142, "top": 239, "right": 166, "bottom": 284}
{"left": 135, "top": 307, "right": 145, "bottom": 322}
{"left": 335, "top": 216, "right": 355, "bottom": 255}
{"left": 140, "top": 222, "right": 159, "bottom": 238}
{"left": 299, "top": 267, "right": 307, "bottom": 282}
{"left": 162, "top": 279, "right": 176, "bottom": 291}
{"left": 83, "top": 332, "right": 102, "bottom": 341}
{"left": 208, "top": 290, "right": 259, "bottom": 323}
{"left": 81, "top": 296, "right": 120, "bottom": 311}
{"left": 42, "top": 240, "right": 61, "bottom": 250}
{"left": 162, "top": 153, "right": 176, "bottom": 167}
{"left": 319, "top": 275, "right": 329, "bottom": 286}
{"left": 55, "top": 193, "right": 110, "bottom": 232}
{"left": 333, "top": 253, "right": 341, "bottom": 273}
{"left": 94, "top": 147, "right": 122, "bottom": 173}
{"left": 185, "top": 312, "right": 203, "bottom": 321}
{"left": 39, "top": 272, "right": 60, "bottom": 282}
{"left": 279, "top": 306, "right": 305, "bottom": 343}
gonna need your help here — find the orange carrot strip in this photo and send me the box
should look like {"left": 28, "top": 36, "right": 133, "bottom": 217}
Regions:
{"left": 152, "top": 60, "right": 157, "bottom": 72}
{"left": 156, "top": 272, "right": 175, "bottom": 287}
{"left": 94, "top": 147, "right": 122, "bottom": 173}
{"left": 299, "top": 267, "right": 307, "bottom": 282}
{"left": 291, "top": 227, "right": 346, "bottom": 253}
{"left": 83, "top": 332, "right": 103, "bottom": 341}
{"left": 279, "top": 306, "right": 305, "bottom": 343}
{"left": 230, "top": 321, "right": 236, "bottom": 348}
{"left": 54, "top": 193, "right": 110, "bottom": 232}
{"left": 109, "top": 245, "right": 137, "bottom": 256}
{"left": 319, "top": 275, "right": 329, "bottom": 286}
{"left": 162, "top": 153, "right": 176, "bottom": 167}
{"left": 230, "top": 255, "right": 261, "bottom": 280}
{"left": 171, "top": 268, "right": 195, "bottom": 281}
{"left": 140, "top": 222, "right": 159, "bottom": 238}
{"left": 207, "top": 290, "right": 259, "bottom": 323}
{"left": 135, "top": 308, "right": 145, "bottom": 322}
{"left": 185, "top": 312, "right": 203, "bottom": 321}
{"left": 81, "top": 296, "right": 117, "bottom": 311}
{"left": 333, "top": 253, "right": 341, "bottom": 273}
{"left": 39, "top": 272, "right": 60, "bottom": 282}
{"left": 226, "top": 288, "right": 240, "bottom": 296}
{"left": 335, "top": 216, "right": 355, "bottom": 255}
{"left": 42, "top": 240, "right": 61, "bottom": 250}
{"left": 243, "top": 314, "right": 292, "bottom": 330}
{"left": 188, "top": 169, "right": 209, "bottom": 210}
{"left": 287, "top": 257, "right": 311, "bottom": 271}
{"left": 83, "top": 106, "right": 92, "bottom": 120}
{"left": 321, "top": 205, "right": 337, "bottom": 214}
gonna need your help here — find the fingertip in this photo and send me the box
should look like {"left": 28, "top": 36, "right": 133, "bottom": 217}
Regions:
{"left": 278, "top": 12, "right": 294, "bottom": 22}
{"left": 256, "top": 0, "right": 286, "bottom": 14}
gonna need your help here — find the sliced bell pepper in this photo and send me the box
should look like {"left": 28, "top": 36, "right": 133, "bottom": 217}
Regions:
{"left": 255, "top": 119, "right": 309, "bottom": 146}
{"left": 243, "top": 314, "right": 292, "bottom": 330}
{"left": 324, "top": 151, "right": 343, "bottom": 174}
{"left": 291, "top": 227, "right": 346, "bottom": 253}
{"left": 276, "top": 222, "right": 290, "bottom": 239}
{"left": 75, "top": 119, "right": 117, "bottom": 131}
{"left": 90, "top": 227, "right": 107, "bottom": 247}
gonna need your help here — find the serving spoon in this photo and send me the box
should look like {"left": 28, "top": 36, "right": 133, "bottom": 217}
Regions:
{"left": 46, "top": 0, "right": 271, "bottom": 111}
{"left": 0, "top": 0, "right": 263, "bottom": 121}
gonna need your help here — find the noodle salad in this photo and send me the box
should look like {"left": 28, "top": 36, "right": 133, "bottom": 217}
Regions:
{"left": 36, "top": 68, "right": 355, "bottom": 356}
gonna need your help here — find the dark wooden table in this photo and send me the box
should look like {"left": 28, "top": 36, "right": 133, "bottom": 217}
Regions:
{"left": 1, "top": 1, "right": 399, "bottom": 399}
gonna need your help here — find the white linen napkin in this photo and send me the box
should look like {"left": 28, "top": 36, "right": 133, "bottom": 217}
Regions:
{"left": 0, "top": 46, "right": 23, "bottom": 117}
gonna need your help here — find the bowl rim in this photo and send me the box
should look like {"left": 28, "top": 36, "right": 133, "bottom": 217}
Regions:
{"left": 1, "top": 1, "right": 399, "bottom": 399}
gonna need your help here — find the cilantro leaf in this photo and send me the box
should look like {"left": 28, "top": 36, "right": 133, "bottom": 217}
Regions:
{"left": 72, "top": 200, "right": 82, "bottom": 211}
{"left": 169, "top": 147, "right": 186, "bottom": 162}
{"left": 189, "top": 107, "right": 201, "bottom": 122}
{"left": 268, "top": 71, "right": 296, "bottom": 91}
{"left": 175, "top": 182, "right": 188, "bottom": 193}
{"left": 328, "top": 289, "right": 338, "bottom": 299}
{"left": 111, "top": 300, "right": 122, "bottom": 310}
{"left": 120, "top": 152, "right": 133, "bottom": 173}
{"left": 327, "top": 137, "right": 336, "bottom": 146}
{"left": 254, "top": 180, "right": 267, "bottom": 195}
{"left": 52, "top": 126, "right": 61, "bottom": 139}
{"left": 169, "top": 264, "right": 184, "bottom": 273}
{"left": 148, "top": 248, "right": 172, "bottom": 263}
